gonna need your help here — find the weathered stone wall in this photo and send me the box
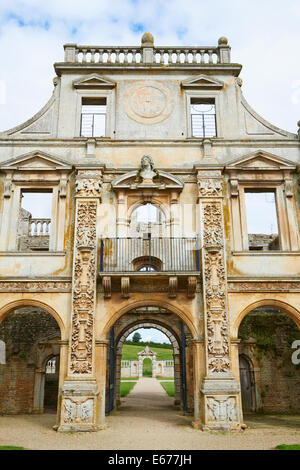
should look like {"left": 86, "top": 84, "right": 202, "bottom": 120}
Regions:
{"left": 239, "top": 311, "right": 300, "bottom": 413}
{"left": 0, "top": 308, "right": 60, "bottom": 414}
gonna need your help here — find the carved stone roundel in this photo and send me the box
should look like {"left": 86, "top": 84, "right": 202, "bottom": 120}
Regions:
{"left": 123, "top": 81, "right": 174, "bottom": 124}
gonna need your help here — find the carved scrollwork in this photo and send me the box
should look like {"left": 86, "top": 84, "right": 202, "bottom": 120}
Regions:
{"left": 63, "top": 398, "right": 94, "bottom": 424}
{"left": 206, "top": 396, "right": 238, "bottom": 422}
{"left": 198, "top": 178, "right": 222, "bottom": 197}
{"left": 201, "top": 183, "right": 231, "bottom": 375}
{"left": 75, "top": 170, "right": 102, "bottom": 197}
{"left": 202, "top": 203, "right": 223, "bottom": 247}
{"left": 70, "top": 201, "right": 97, "bottom": 375}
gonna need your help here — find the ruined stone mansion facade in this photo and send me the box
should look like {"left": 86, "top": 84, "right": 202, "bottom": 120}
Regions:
{"left": 0, "top": 33, "right": 299, "bottom": 431}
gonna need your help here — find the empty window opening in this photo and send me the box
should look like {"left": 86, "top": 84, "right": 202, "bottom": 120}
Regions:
{"left": 130, "top": 203, "right": 166, "bottom": 237}
{"left": 191, "top": 98, "right": 216, "bottom": 138}
{"left": 245, "top": 190, "right": 279, "bottom": 251}
{"left": 81, "top": 98, "right": 106, "bottom": 137}
{"left": 19, "top": 191, "right": 52, "bottom": 251}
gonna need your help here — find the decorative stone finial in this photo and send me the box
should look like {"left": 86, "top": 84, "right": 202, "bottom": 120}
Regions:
{"left": 141, "top": 32, "right": 154, "bottom": 45}
{"left": 218, "top": 36, "right": 228, "bottom": 46}
{"left": 236, "top": 78, "right": 243, "bottom": 87}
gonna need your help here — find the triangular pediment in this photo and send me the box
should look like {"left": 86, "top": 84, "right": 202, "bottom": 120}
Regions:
{"left": 0, "top": 151, "right": 72, "bottom": 171}
{"left": 73, "top": 74, "right": 115, "bottom": 89}
{"left": 182, "top": 75, "right": 224, "bottom": 90}
{"left": 225, "top": 151, "right": 296, "bottom": 171}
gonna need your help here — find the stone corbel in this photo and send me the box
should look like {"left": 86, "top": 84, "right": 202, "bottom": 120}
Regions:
{"left": 102, "top": 276, "right": 111, "bottom": 299}
{"left": 168, "top": 276, "right": 178, "bottom": 298}
{"left": 229, "top": 179, "right": 239, "bottom": 197}
{"left": 59, "top": 175, "right": 67, "bottom": 198}
{"left": 121, "top": 276, "right": 130, "bottom": 298}
{"left": 284, "top": 178, "right": 293, "bottom": 197}
{"left": 187, "top": 276, "right": 197, "bottom": 298}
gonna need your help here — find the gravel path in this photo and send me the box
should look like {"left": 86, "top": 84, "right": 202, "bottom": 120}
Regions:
{"left": 0, "top": 378, "right": 299, "bottom": 450}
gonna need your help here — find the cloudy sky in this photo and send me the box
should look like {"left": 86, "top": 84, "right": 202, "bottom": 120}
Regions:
{"left": 0, "top": 0, "right": 299, "bottom": 133}
{"left": 127, "top": 328, "right": 171, "bottom": 344}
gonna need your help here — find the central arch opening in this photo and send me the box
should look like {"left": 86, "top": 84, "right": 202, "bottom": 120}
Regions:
{"left": 105, "top": 305, "right": 195, "bottom": 421}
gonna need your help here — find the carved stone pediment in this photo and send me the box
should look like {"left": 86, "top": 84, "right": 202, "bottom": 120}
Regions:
{"left": 182, "top": 74, "right": 224, "bottom": 90}
{"left": 225, "top": 151, "right": 296, "bottom": 172}
{"left": 73, "top": 74, "right": 115, "bottom": 89}
{"left": 111, "top": 156, "right": 184, "bottom": 192}
{"left": 0, "top": 151, "right": 72, "bottom": 172}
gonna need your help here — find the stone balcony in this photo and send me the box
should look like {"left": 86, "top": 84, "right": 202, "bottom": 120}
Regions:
{"left": 98, "top": 236, "right": 200, "bottom": 298}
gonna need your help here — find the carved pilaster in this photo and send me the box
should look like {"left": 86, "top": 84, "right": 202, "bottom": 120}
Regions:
{"left": 197, "top": 168, "right": 242, "bottom": 430}
{"left": 60, "top": 168, "right": 102, "bottom": 432}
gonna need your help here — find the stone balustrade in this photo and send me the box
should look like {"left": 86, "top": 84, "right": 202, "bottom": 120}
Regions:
{"left": 63, "top": 36, "right": 231, "bottom": 65}
{"left": 29, "top": 218, "right": 51, "bottom": 236}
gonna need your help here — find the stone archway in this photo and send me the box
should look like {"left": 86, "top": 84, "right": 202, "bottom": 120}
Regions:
{"left": 106, "top": 306, "right": 194, "bottom": 417}
{"left": 138, "top": 346, "right": 157, "bottom": 377}
{"left": 0, "top": 305, "right": 62, "bottom": 416}
{"left": 237, "top": 305, "right": 300, "bottom": 414}
{"left": 115, "top": 320, "right": 181, "bottom": 407}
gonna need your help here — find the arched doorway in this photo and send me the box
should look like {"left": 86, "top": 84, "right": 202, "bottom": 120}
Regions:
{"left": 0, "top": 306, "right": 62, "bottom": 415}
{"left": 105, "top": 305, "right": 194, "bottom": 417}
{"left": 238, "top": 306, "right": 300, "bottom": 414}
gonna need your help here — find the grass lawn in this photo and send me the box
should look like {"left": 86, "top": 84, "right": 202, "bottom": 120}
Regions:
{"left": 122, "top": 344, "right": 173, "bottom": 360}
{"left": 160, "top": 381, "right": 175, "bottom": 397}
{"left": 276, "top": 444, "right": 300, "bottom": 450}
{"left": 0, "top": 446, "right": 25, "bottom": 450}
{"left": 120, "top": 381, "right": 137, "bottom": 397}
{"left": 121, "top": 377, "right": 138, "bottom": 381}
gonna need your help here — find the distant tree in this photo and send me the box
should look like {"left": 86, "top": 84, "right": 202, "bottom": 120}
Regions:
{"left": 132, "top": 332, "right": 142, "bottom": 343}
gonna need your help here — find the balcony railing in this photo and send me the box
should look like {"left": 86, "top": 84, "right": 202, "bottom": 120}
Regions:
{"left": 99, "top": 237, "right": 200, "bottom": 273}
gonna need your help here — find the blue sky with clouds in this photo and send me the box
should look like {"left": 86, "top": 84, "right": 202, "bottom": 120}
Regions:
{"left": 0, "top": 0, "right": 299, "bottom": 133}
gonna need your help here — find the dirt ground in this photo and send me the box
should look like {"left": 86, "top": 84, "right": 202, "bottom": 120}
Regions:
{"left": 0, "top": 378, "right": 299, "bottom": 450}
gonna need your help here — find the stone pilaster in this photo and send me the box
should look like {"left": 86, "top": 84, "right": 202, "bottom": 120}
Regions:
{"left": 197, "top": 168, "right": 242, "bottom": 430}
{"left": 58, "top": 168, "right": 102, "bottom": 432}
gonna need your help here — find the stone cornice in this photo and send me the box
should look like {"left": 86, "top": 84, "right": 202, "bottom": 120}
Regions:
{"left": 54, "top": 63, "right": 243, "bottom": 77}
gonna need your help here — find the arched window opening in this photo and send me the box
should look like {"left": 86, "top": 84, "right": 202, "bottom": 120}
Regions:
{"left": 129, "top": 203, "right": 166, "bottom": 238}
{"left": 132, "top": 256, "right": 162, "bottom": 272}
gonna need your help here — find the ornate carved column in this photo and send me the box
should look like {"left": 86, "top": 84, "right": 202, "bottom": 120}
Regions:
{"left": 58, "top": 168, "right": 102, "bottom": 432}
{"left": 197, "top": 167, "right": 242, "bottom": 430}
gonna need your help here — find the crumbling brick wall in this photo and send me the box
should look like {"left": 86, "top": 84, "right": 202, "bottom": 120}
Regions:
{"left": 239, "top": 311, "right": 300, "bottom": 413}
{"left": 0, "top": 308, "right": 60, "bottom": 414}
